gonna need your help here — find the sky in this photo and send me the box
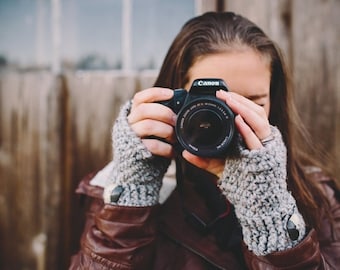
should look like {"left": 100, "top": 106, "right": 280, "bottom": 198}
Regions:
{"left": 0, "top": 0, "right": 195, "bottom": 69}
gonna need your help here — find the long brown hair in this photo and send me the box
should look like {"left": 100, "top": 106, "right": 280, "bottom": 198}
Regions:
{"left": 154, "top": 12, "right": 334, "bottom": 231}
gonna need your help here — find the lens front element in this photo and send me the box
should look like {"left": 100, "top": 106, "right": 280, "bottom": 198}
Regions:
{"left": 176, "top": 98, "right": 234, "bottom": 157}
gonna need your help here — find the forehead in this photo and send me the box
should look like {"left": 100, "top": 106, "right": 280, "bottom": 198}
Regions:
{"left": 186, "top": 49, "right": 271, "bottom": 97}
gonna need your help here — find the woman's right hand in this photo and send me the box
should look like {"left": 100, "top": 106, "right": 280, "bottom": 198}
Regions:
{"left": 128, "top": 87, "right": 177, "bottom": 159}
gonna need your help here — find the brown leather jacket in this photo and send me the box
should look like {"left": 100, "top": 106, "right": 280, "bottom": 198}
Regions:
{"left": 69, "top": 163, "right": 340, "bottom": 269}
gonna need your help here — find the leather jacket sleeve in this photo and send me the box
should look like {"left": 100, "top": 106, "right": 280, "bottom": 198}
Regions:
{"left": 69, "top": 174, "right": 160, "bottom": 270}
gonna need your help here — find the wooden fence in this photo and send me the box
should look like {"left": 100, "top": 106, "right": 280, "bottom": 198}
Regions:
{"left": 0, "top": 1, "right": 339, "bottom": 269}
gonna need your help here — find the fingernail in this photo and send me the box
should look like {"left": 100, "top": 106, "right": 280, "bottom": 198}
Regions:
{"left": 162, "top": 89, "right": 173, "bottom": 97}
{"left": 235, "top": 114, "right": 243, "bottom": 122}
{"left": 172, "top": 115, "right": 177, "bottom": 125}
{"left": 217, "top": 90, "right": 228, "bottom": 99}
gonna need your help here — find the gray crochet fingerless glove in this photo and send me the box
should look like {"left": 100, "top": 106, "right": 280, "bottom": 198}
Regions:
{"left": 103, "top": 101, "right": 170, "bottom": 206}
{"left": 219, "top": 126, "right": 305, "bottom": 256}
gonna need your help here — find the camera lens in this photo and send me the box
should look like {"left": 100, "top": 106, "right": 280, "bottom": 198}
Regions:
{"left": 186, "top": 109, "right": 224, "bottom": 147}
{"left": 176, "top": 98, "right": 235, "bottom": 157}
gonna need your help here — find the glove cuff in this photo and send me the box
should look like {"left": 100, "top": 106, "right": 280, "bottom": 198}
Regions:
{"left": 219, "top": 126, "right": 305, "bottom": 255}
{"left": 104, "top": 101, "right": 170, "bottom": 206}
{"left": 103, "top": 181, "right": 162, "bottom": 206}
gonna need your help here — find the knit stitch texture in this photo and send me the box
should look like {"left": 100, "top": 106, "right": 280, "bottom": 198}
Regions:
{"left": 218, "top": 126, "right": 306, "bottom": 255}
{"left": 104, "top": 101, "right": 170, "bottom": 206}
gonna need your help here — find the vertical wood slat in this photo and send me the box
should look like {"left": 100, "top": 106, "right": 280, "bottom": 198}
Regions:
{"left": 224, "top": 0, "right": 291, "bottom": 63}
{"left": 0, "top": 71, "right": 141, "bottom": 270}
{"left": 0, "top": 72, "right": 64, "bottom": 270}
{"left": 195, "top": 0, "right": 219, "bottom": 14}
{"left": 291, "top": 0, "right": 340, "bottom": 176}
{"left": 65, "top": 71, "right": 138, "bottom": 178}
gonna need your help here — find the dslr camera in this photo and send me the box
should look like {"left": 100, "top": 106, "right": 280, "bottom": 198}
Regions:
{"left": 159, "top": 78, "right": 236, "bottom": 157}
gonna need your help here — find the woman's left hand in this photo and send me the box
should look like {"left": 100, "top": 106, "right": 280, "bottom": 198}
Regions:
{"left": 182, "top": 90, "right": 272, "bottom": 177}
{"left": 217, "top": 90, "right": 271, "bottom": 150}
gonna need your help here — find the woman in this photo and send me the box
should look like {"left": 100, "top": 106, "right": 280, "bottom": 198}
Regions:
{"left": 70, "top": 12, "right": 340, "bottom": 269}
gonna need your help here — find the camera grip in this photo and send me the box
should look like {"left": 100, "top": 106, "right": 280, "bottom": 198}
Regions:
{"left": 157, "top": 89, "right": 187, "bottom": 114}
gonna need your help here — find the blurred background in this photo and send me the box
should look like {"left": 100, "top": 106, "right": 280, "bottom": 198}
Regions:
{"left": 0, "top": 0, "right": 195, "bottom": 71}
{"left": 0, "top": 0, "right": 339, "bottom": 269}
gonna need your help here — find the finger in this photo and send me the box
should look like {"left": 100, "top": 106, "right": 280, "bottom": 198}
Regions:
{"left": 235, "top": 115, "right": 263, "bottom": 150}
{"left": 217, "top": 90, "right": 271, "bottom": 140}
{"left": 128, "top": 102, "right": 176, "bottom": 126}
{"left": 131, "top": 119, "right": 176, "bottom": 143}
{"left": 132, "top": 87, "right": 173, "bottom": 109}
{"left": 227, "top": 92, "right": 265, "bottom": 115}
{"left": 217, "top": 90, "right": 266, "bottom": 119}
{"left": 142, "top": 138, "right": 174, "bottom": 158}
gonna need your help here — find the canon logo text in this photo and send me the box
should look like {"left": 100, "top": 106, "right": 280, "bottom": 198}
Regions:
{"left": 197, "top": 80, "right": 220, "bottom": 86}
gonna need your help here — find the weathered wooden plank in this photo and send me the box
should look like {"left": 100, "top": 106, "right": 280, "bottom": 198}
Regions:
{"left": 224, "top": 0, "right": 291, "bottom": 62}
{"left": 0, "top": 72, "right": 64, "bottom": 270}
{"left": 65, "top": 71, "right": 138, "bottom": 173}
{"left": 291, "top": 0, "right": 340, "bottom": 177}
{"left": 138, "top": 70, "right": 158, "bottom": 90}
{"left": 196, "top": 0, "right": 219, "bottom": 14}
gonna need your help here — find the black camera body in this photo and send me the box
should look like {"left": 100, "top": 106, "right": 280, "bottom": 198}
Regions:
{"left": 159, "top": 78, "right": 236, "bottom": 157}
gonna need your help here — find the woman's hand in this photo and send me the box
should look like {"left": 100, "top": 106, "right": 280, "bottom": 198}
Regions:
{"left": 182, "top": 90, "right": 272, "bottom": 177}
{"left": 128, "top": 87, "right": 177, "bottom": 159}
{"left": 216, "top": 90, "right": 271, "bottom": 150}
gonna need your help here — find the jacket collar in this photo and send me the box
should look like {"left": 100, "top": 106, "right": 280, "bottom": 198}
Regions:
{"left": 159, "top": 158, "right": 245, "bottom": 269}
